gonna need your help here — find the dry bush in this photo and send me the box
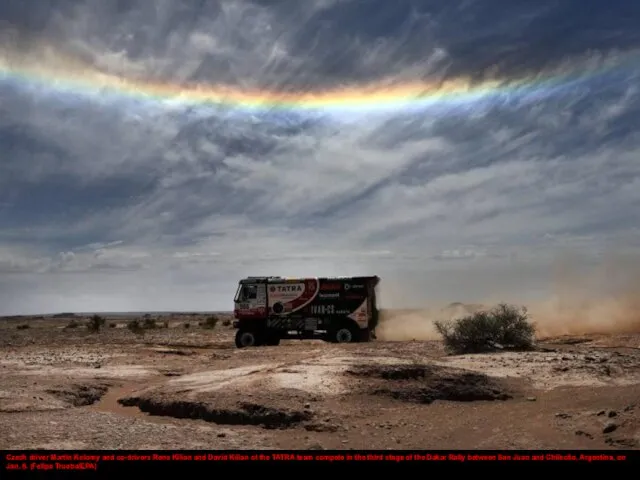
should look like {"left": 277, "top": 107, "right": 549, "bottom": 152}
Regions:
{"left": 434, "top": 303, "right": 536, "bottom": 354}
{"left": 202, "top": 315, "right": 219, "bottom": 329}
{"left": 65, "top": 319, "right": 80, "bottom": 329}
{"left": 222, "top": 318, "right": 231, "bottom": 327}
{"left": 87, "top": 315, "right": 106, "bottom": 333}
{"left": 127, "top": 319, "right": 145, "bottom": 335}
{"left": 16, "top": 324, "right": 30, "bottom": 330}
{"left": 143, "top": 317, "right": 157, "bottom": 329}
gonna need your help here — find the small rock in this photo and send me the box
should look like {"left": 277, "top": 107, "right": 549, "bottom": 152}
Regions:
{"left": 602, "top": 423, "right": 617, "bottom": 434}
{"left": 341, "top": 440, "right": 348, "bottom": 444}
{"left": 597, "top": 410, "right": 606, "bottom": 416}
{"left": 575, "top": 430, "right": 593, "bottom": 439}
{"left": 624, "top": 404, "right": 635, "bottom": 412}
{"left": 304, "top": 403, "right": 311, "bottom": 409}
{"left": 526, "top": 397, "right": 537, "bottom": 402}
{"left": 217, "top": 432, "right": 226, "bottom": 438}
{"left": 308, "top": 443, "right": 324, "bottom": 450}
{"left": 608, "top": 411, "right": 617, "bottom": 418}
{"left": 555, "top": 413, "right": 571, "bottom": 419}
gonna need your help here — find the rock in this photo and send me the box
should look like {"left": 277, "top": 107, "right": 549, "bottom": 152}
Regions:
{"left": 575, "top": 430, "right": 593, "bottom": 439}
{"left": 608, "top": 411, "right": 617, "bottom": 418}
{"left": 597, "top": 410, "right": 606, "bottom": 416}
{"left": 602, "top": 423, "right": 617, "bottom": 434}
{"left": 304, "top": 403, "right": 311, "bottom": 409}
{"left": 526, "top": 397, "right": 536, "bottom": 402}
{"left": 555, "top": 413, "right": 571, "bottom": 419}
{"left": 217, "top": 432, "right": 226, "bottom": 438}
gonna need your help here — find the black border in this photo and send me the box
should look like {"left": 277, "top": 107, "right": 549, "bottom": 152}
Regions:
{"left": 1, "top": 449, "right": 637, "bottom": 473}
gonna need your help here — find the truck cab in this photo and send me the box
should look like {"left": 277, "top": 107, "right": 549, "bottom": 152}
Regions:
{"left": 233, "top": 277, "right": 271, "bottom": 320}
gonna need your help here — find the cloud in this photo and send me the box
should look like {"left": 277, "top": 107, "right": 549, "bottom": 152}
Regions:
{"left": 0, "top": 0, "right": 639, "bottom": 315}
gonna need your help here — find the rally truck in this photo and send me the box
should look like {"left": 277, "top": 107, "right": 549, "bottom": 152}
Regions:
{"left": 232, "top": 275, "right": 380, "bottom": 348}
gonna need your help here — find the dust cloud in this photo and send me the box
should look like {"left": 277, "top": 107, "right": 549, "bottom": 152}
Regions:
{"left": 526, "top": 253, "right": 640, "bottom": 338}
{"left": 375, "top": 254, "right": 640, "bottom": 341}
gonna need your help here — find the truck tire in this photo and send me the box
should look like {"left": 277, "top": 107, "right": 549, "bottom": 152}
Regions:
{"left": 333, "top": 326, "right": 355, "bottom": 343}
{"left": 235, "top": 329, "right": 259, "bottom": 348}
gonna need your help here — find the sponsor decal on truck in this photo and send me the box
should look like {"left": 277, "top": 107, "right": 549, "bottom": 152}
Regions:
{"left": 318, "top": 292, "right": 340, "bottom": 299}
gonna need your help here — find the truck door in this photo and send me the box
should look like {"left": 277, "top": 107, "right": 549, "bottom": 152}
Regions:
{"left": 236, "top": 283, "right": 267, "bottom": 317}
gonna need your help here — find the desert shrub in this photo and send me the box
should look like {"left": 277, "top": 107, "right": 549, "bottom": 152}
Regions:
{"left": 143, "top": 317, "right": 157, "bottom": 329}
{"left": 202, "top": 316, "right": 218, "bottom": 329}
{"left": 183, "top": 322, "right": 190, "bottom": 329}
{"left": 434, "top": 303, "right": 536, "bottom": 354}
{"left": 16, "top": 324, "right": 30, "bottom": 330}
{"left": 222, "top": 318, "right": 231, "bottom": 327}
{"left": 127, "top": 318, "right": 144, "bottom": 334}
{"left": 109, "top": 323, "right": 116, "bottom": 328}
{"left": 87, "top": 315, "right": 106, "bottom": 333}
{"left": 65, "top": 319, "right": 80, "bottom": 329}
{"left": 162, "top": 320, "right": 169, "bottom": 329}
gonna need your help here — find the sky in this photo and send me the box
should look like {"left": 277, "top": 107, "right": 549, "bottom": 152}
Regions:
{"left": 0, "top": 0, "right": 639, "bottom": 315}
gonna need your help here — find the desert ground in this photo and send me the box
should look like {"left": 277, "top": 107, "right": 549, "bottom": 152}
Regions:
{"left": 0, "top": 309, "right": 639, "bottom": 451}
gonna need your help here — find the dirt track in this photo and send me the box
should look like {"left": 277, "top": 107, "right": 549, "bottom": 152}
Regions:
{"left": 1, "top": 314, "right": 639, "bottom": 450}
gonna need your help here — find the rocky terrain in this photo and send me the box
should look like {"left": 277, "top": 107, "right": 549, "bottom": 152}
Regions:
{"left": 0, "top": 312, "right": 639, "bottom": 450}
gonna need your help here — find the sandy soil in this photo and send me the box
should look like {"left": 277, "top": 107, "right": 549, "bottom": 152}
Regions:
{"left": 0, "top": 312, "right": 639, "bottom": 450}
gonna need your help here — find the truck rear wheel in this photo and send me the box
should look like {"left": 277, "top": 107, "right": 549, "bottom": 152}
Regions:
{"left": 235, "top": 329, "right": 259, "bottom": 348}
{"left": 333, "top": 326, "right": 355, "bottom": 343}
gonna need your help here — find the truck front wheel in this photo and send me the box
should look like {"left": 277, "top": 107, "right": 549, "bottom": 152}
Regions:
{"left": 235, "top": 329, "right": 259, "bottom": 348}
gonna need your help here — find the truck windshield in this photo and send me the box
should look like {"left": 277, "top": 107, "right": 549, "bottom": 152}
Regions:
{"left": 233, "top": 283, "right": 243, "bottom": 302}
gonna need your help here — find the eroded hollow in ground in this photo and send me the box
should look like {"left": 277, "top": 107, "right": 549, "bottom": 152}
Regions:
{"left": 117, "top": 396, "right": 313, "bottom": 429}
{"left": 346, "top": 364, "right": 514, "bottom": 404}
{"left": 45, "top": 382, "right": 111, "bottom": 407}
